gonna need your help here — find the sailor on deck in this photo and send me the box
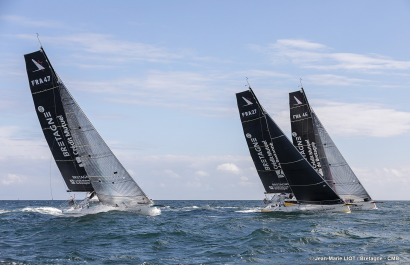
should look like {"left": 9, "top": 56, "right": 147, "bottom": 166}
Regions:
{"left": 278, "top": 193, "right": 286, "bottom": 207}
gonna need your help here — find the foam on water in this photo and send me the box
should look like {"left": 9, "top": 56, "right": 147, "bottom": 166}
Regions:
{"left": 235, "top": 207, "right": 261, "bottom": 213}
{"left": 21, "top": 206, "right": 63, "bottom": 216}
{"left": 62, "top": 203, "right": 118, "bottom": 216}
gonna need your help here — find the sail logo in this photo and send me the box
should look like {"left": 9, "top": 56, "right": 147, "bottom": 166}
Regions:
{"left": 32, "top": 59, "right": 45, "bottom": 72}
{"left": 57, "top": 115, "right": 84, "bottom": 168}
{"left": 269, "top": 183, "right": 289, "bottom": 190}
{"left": 292, "top": 132, "right": 307, "bottom": 159}
{"left": 294, "top": 96, "right": 303, "bottom": 105}
{"left": 242, "top": 97, "right": 253, "bottom": 106}
{"left": 37, "top": 106, "right": 70, "bottom": 157}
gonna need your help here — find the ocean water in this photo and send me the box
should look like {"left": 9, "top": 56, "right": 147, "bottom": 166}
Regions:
{"left": 0, "top": 200, "right": 408, "bottom": 264}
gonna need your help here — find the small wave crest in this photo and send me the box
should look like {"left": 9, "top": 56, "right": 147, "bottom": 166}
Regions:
{"left": 235, "top": 207, "right": 261, "bottom": 213}
{"left": 21, "top": 206, "right": 63, "bottom": 216}
{"left": 167, "top": 205, "right": 206, "bottom": 212}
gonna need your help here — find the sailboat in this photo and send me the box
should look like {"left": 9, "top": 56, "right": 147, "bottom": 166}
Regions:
{"left": 289, "top": 88, "right": 377, "bottom": 210}
{"left": 236, "top": 87, "right": 350, "bottom": 213}
{"left": 24, "top": 47, "right": 160, "bottom": 215}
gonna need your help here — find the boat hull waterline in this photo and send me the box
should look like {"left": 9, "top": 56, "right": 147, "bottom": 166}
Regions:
{"left": 61, "top": 200, "right": 161, "bottom": 216}
{"left": 261, "top": 203, "right": 351, "bottom": 213}
{"left": 346, "top": 202, "right": 378, "bottom": 211}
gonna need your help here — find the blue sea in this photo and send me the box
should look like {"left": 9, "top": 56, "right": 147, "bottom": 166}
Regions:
{"left": 0, "top": 200, "right": 408, "bottom": 264}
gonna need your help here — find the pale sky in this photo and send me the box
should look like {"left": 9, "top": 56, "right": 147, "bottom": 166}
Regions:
{"left": 1, "top": 0, "right": 409, "bottom": 200}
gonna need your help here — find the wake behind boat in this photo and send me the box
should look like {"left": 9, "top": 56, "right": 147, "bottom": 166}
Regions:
{"left": 289, "top": 88, "right": 377, "bottom": 210}
{"left": 24, "top": 47, "right": 160, "bottom": 216}
{"left": 236, "top": 87, "right": 350, "bottom": 213}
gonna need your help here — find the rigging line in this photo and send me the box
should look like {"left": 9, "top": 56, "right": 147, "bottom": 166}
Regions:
{"left": 36, "top": 33, "right": 43, "bottom": 49}
{"left": 245, "top": 77, "right": 251, "bottom": 89}
{"left": 49, "top": 147, "right": 54, "bottom": 201}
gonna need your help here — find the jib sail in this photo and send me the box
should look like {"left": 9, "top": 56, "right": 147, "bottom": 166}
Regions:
{"left": 311, "top": 107, "right": 372, "bottom": 201}
{"left": 59, "top": 81, "right": 152, "bottom": 206}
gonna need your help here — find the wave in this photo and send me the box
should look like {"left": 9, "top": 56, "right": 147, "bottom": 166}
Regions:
{"left": 164, "top": 205, "right": 258, "bottom": 213}
{"left": 235, "top": 207, "right": 261, "bottom": 213}
{"left": 21, "top": 206, "right": 63, "bottom": 216}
